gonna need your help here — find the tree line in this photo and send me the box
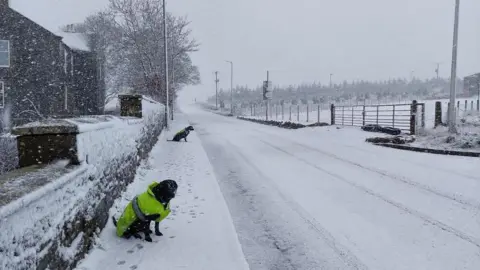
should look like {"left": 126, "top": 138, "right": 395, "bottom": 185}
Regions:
{"left": 209, "top": 77, "right": 466, "bottom": 108}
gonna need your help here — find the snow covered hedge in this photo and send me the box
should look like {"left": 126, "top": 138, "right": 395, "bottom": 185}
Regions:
{"left": 0, "top": 98, "right": 165, "bottom": 270}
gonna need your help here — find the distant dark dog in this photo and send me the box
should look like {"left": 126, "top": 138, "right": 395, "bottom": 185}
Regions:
{"left": 170, "top": 126, "right": 194, "bottom": 142}
{"left": 113, "top": 180, "right": 178, "bottom": 242}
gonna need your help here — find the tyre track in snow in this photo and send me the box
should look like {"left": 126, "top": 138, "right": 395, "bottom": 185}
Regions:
{"left": 197, "top": 126, "right": 367, "bottom": 270}
{"left": 257, "top": 138, "right": 480, "bottom": 250}
{"left": 253, "top": 131, "right": 480, "bottom": 212}
{"left": 225, "top": 140, "right": 368, "bottom": 270}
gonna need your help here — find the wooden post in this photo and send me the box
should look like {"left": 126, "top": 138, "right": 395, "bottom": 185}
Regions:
{"left": 351, "top": 106, "right": 354, "bottom": 125}
{"left": 465, "top": 100, "right": 468, "bottom": 111}
{"left": 330, "top": 104, "right": 335, "bottom": 125}
{"left": 317, "top": 104, "right": 320, "bottom": 123}
{"left": 342, "top": 106, "right": 345, "bottom": 125}
{"left": 471, "top": 101, "right": 474, "bottom": 110}
{"left": 297, "top": 105, "right": 300, "bottom": 122}
{"left": 275, "top": 105, "right": 278, "bottom": 120}
{"left": 410, "top": 100, "right": 418, "bottom": 135}
{"left": 376, "top": 106, "right": 379, "bottom": 125}
{"left": 289, "top": 105, "right": 292, "bottom": 121}
{"left": 477, "top": 100, "right": 479, "bottom": 111}
{"left": 434, "top": 101, "right": 442, "bottom": 128}
{"left": 306, "top": 104, "right": 309, "bottom": 122}
{"left": 362, "top": 106, "right": 366, "bottom": 126}
{"left": 282, "top": 103, "right": 284, "bottom": 120}
{"left": 392, "top": 105, "right": 396, "bottom": 128}
{"left": 421, "top": 103, "right": 425, "bottom": 128}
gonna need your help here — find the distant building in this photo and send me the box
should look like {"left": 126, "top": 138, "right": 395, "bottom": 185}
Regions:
{"left": 464, "top": 73, "right": 480, "bottom": 97}
{"left": 0, "top": 0, "right": 105, "bottom": 128}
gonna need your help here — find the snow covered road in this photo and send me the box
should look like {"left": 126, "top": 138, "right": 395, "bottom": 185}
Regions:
{"left": 185, "top": 105, "right": 480, "bottom": 270}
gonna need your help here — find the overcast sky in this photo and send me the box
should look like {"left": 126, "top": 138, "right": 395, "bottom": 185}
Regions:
{"left": 10, "top": 0, "right": 480, "bottom": 102}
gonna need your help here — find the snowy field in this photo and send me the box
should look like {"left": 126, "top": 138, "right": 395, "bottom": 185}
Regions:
{"left": 183, "top": 104, "right": 480, "bottom": 270}
{"left": 76, "top": 114, "right": 249, "bottom": 270}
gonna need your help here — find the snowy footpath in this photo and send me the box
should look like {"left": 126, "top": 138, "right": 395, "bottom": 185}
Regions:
{"left": 76, "top": 114, "right": 249, "bottom": 270}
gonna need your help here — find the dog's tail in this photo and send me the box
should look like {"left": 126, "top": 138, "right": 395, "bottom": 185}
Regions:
{"left": 112, "top": 216, "right": 118, "bottom": 227}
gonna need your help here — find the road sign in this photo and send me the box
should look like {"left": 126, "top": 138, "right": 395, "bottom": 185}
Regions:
{"left": 263, "top": 81, "right": 272, "bottom": 100}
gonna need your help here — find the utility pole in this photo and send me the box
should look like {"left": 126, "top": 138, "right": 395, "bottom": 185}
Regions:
{"left": 163, "top": 0, "right": 169, "bottom": 128}
{"left": 435, "top": 63, "right": 440, "bottom": 79}
{"left": 329, "top": 73, "right": 333, "bottom": 88}
{"left": 226, "top": 61, "right": 233, "bottom": 115}
{"left": 448, "top": 0, "right": 460, "bottom": 133}
{"left": 266, "top": 70, "right": 269, "bottom": 120}
{"left": 215, "top": 71, "right": 219, "bottom": 109}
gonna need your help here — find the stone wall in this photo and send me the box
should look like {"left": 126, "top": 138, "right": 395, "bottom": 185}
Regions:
{"left": 0, "top": 96, "right": 166, "bottom": 270}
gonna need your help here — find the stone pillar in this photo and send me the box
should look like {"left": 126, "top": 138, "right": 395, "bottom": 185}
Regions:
{"left": 119, "top": 94, "right": 143, "bottom": 118}
{"left": 12, "top": 120, "right": 79, "bottom": 168}
{"left": 434, "top": 101, "right": 442, "bottom": 128}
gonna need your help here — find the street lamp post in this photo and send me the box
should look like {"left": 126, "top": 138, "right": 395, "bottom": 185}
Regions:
{"left": 226, "top": 61, "right": 233, "bottom": 115}
{"left": 329, "top": 73, "right": 333, "bottom": 88}
{"left": 163, "top": 0, "right": 169, "bottom": 128}
{"left": 448, "top": 0, "right": 460, "bottom": 133}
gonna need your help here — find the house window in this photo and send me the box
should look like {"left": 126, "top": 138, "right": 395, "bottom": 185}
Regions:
{"left": 0, "top": 81, "right": 4, "bottom": 108}
{"left": 0, "top": 40, "right": 10, "bottom": 67}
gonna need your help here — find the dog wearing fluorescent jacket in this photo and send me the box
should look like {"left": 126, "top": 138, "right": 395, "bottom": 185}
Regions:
{"left": 112, "top": 180, "right": 178, "bottom": 242}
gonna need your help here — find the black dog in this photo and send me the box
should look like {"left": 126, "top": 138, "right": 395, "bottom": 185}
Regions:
{"left": 170, "top": 126, "right": 194, "bottom": 142}
{"left": 112, "top": 216, "right": 162, "bottom": 242}
{"left": 112, "top": 180, "right": 178, "bottom": 242}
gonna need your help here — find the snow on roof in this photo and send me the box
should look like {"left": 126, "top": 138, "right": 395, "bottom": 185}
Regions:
{"left": 58, "top": 32, "right": 91, "bottom": 52}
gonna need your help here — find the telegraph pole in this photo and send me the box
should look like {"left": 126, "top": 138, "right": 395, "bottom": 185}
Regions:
{"left": 215, "top": 71, "right": 219, "bottom": 109}
{"left": 329, "top": 73, "right": 333, "bottom": 88}
{"left": 266, "top": 70, "right": 269, "bottom": 120}
{"left": 448, "top": 0, "right": 460, "bottom": 133}
{"left": 435, "top": 63, "right": 440, "bottom": 79}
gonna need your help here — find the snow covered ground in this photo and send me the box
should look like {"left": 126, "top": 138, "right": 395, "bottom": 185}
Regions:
{"left": 76, "top": 114, "right": 249, "bottom": 270}
{"left": 183, "top": 104, "right": 480, "bottom": 270}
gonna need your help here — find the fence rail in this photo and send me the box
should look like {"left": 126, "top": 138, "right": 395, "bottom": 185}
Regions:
{"left": 332, "top": 101, "right": 425, "bottom": 134}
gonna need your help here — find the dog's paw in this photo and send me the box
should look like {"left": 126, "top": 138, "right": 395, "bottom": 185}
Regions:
{"left": 155, "top": 231, "right": 163, "bottom": 236}
{"left": 133, "top": 233, "right": 142, "bottom": 239}
{"left": 144, "top": 235, "right": 153, "bottom": 242}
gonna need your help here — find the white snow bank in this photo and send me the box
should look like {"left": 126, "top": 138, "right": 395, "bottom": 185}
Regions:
{"left": 412, "top": 111, "right": 480, "bottom": 152}
{"left": 77, "top": 114, "right": 249, "bottom": 270}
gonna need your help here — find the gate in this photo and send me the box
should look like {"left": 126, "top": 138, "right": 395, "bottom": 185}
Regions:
{"left": 331, "top": 101, "right": 425, "bottom": 135}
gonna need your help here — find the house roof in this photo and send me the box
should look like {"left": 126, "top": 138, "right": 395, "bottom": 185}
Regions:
{"left": 9, "top": 2, "right": 91, "bottom": 52}
{"left": 57, "top": 32, "right": 91, "bottom": 52}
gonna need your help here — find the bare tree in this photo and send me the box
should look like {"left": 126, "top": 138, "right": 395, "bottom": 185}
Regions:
{"left": 72, "top": 0, "right": 200, "bottom": 105}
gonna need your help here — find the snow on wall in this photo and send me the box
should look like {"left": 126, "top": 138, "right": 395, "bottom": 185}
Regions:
{"left": 0, "top": 133, "right": 18, "bottom": 175}
{"left": 0, "top": 98, "right": 165, "bottom": 270}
